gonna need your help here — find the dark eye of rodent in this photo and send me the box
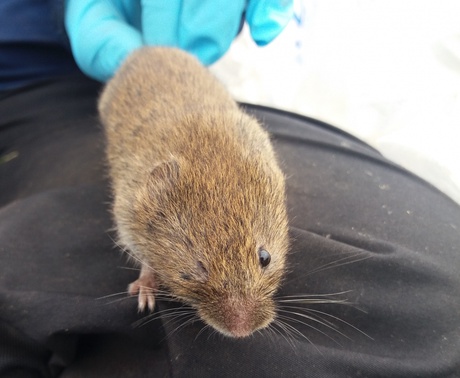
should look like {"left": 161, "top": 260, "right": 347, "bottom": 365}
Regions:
{"left": 258, "top": 248, "right": 271, "bottom": 268}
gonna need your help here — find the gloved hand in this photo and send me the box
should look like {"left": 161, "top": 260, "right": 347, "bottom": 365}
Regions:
{"left": 65, "top": 0, "right": 294, "bottom": 82}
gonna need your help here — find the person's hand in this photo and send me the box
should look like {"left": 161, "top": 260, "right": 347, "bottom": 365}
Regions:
{"left": 65, "top": 0, "right": 294, "bottom": 82}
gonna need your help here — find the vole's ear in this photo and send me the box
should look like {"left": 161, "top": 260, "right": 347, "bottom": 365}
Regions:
{"left": 147, "top": 159, "right": 180, "bottom": 197}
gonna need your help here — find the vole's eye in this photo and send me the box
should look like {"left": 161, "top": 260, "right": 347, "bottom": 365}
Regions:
{"left": 258, "top": 248, "right": 271, "bottom": 268}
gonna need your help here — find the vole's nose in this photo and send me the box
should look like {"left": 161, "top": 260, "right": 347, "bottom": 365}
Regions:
{"left": 223, "top": 297, "right": 257, "bottom": 338}
{"left": 226, "top": 309, "right": 254, "bottom": 338}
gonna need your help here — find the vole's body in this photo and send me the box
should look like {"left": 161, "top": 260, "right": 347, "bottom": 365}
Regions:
{"left": 99, "top": 47, "right": 289, "bottom": 338}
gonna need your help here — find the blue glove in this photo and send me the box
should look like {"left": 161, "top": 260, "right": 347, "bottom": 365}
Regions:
{"left": 65, "top": 0, "right": 294, "bottom": 82}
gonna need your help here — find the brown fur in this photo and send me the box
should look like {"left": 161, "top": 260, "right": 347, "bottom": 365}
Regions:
{"left": 99, "top": 47, "right": 289, "bottom": 337}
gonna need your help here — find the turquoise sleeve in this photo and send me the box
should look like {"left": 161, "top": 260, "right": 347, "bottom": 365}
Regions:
{"left": 65, "top": 0, "right": 293, "bottom": 81}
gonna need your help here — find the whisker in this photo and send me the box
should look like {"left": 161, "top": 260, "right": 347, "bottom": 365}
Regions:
{"left": 99, "top": 296, "right": 138, "bottom": 306}
{"left": 277, "top": 305, "right": 338, "bottom": 328}
{"left": 207, "top": 328, "right": 222, "bottom": 342}
{"left": 133, "top": 308, "right": 193, "bottom": 327}
{"left": 276, "top": 290, "right": 353, "bottom": 299}
{"left": 133, "top": 306, "right": 195, "bottom": 328}
{"left": 300, "top": 308, "right": 373, "bottom": 340}
{"left": 150, "top": 307, "right": 194, "bottom": 320}
{"left": 278, "top": 296, "right": 367, "bottom": 315}
{"left": 270, "top": 320, "right": 298, "bottom": 351}
{"left": 305, "top": 253, "right": 371, "bottom": 277}
{"left": 153, "top": 289, "right": 174, "bottom": 296}
{"left": 95, "top": 291, "right": 141, "bottom": 306}
{"left": 108, "top": 235, "right": 128, "bottom": 253}
{"left": 275, "top": 318, "right": 322, "bottom": 355}
{"left": 277, "top": 311, "right": 347, "bottom": 344}
{"left": 96, "top": 291, "right": 131, "bottom": 300}
{"left": 277, "top": 298, "right": 350, "bottom": 305}
{"left": 116, "top": 247, "right": 161, "bottom": 276}
{"left": 153, "top": 296, "right": 183, "bottom": 303}
{"left": 165, "top": 314, "right": 199, "bottom": 339}
{"left": 257, "top": 327, "right": 269, "bottom": 343}
{"left": 159, "top": 311, "right": 197, "bottom": 329}
{"left": 194, "top": 323, "right": 211, "bottom": 341}
{"left": 117, "top": 266, "right": 140, "bottom": 271}
{"left": 263, "top": 324, "right": 280, "bottom": 347}
{"left": 285, "top": 252, "right": 371, "bottom": 286}
{"left": 277, "top": 313, "right": 344, "bottom": 346}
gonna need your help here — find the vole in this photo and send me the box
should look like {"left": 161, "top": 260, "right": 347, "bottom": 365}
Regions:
{"left": 98, "top": 47, "right": 289, "bottom": 338}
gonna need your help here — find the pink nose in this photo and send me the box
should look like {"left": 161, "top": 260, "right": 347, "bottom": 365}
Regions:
{"left": 224, "top": 302, "right": 255, "bottom": 338}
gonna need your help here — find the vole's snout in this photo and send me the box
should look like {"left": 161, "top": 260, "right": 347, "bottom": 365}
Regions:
{"left": 204, "top": 296, "right": 275, "bottom": 338}
{"left": 224, "top": 299, "right": 256, "bottom": 338}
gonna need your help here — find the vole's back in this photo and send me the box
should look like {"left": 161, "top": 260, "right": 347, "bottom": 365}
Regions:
{"left": 99, "top": 47, "right": 276, "bottom": 190}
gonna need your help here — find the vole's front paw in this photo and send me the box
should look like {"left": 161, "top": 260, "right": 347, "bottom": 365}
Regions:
{"left": 128, "top": 268, "right": 156, "bottom": 312}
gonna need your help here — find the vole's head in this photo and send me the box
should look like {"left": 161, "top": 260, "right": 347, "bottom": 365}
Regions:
{"left": 132, "top": 152, "right": 289, "bottom": 338}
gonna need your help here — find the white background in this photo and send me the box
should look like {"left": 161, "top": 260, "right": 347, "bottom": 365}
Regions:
{"left": 211, "top": 0, "right": 460, "bottom": 205}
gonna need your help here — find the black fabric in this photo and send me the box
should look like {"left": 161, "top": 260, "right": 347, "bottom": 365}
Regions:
{"left": 0, "top": 76, "right": 459, "bottom": 377}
